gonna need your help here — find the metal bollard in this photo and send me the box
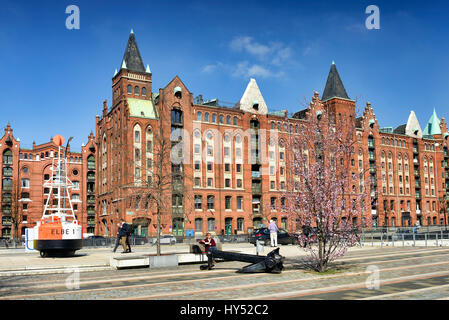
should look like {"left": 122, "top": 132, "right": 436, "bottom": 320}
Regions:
{"left": 381, "top": 233, "right": 383, "bottom": 247}
{"left": 413, "top": 233, "right": 415, "bottom": 247}
{"left": 402, "top": 234, "right": 405, "bottom": 247}
{"left": 425, "top": 233, "right": 427, "bottom": 247}
{"left": 256, "top": 239, "right": 264, "bottom": 256}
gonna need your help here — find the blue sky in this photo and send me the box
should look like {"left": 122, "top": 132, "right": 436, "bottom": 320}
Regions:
{"left": 1, "top": 0, "right": 448, "bottom": 150}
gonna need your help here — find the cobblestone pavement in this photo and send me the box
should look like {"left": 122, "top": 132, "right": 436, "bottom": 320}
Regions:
{"left": 2, "top": 247, "right": 449, "bottom": 300}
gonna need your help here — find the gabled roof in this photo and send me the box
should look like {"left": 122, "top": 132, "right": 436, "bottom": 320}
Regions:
{"left": 393, "top": 124, "right": 407, "bottom": 135}
{"left": 405, "top": 111, "right": 423, "bottom": 138}
{"left": 321, "top": 62, "right": 350, "bottom": 102}
{"left": 292, "top": 109, "right": 308, "bottom": 120}
{"left": 423, "top": 108, "right": 441, "bottom": 136}
{"left": 237, "top": 78, "right": 268, "bottom": 115}
{"left": 120, "top": 31, "right": 145, "bottom": 73}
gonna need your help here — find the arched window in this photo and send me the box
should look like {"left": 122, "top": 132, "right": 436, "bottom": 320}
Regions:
{"left": 87, "top": 155, "right": 95, "bottom": 170}
{"left": 233, "top": 116, "right": 238, "bottom": 126}
{"left": 197, "top": 111, "right": 202, "bottom": 121}
{"left": 2, "top": 150, "right": 12, "bottom": 165}
{"left": 219, "top": 115, "right": 224, "bottom": 124}
{"left": 204, "top": 112, "right": 209, "bottom": 122}
{"left": 226, "top": 115, "right": 231, "bottom": 125}
{"left": 212, "top": 114, "right": 217, "bottom": 123}
{"left": 171, "top": 109, "right": 183, "bottom": 125}
{"left": 127, "top": 85, "right": 132, "bottom": 94}
{"left": 271, "top": 122, "right": 275, "bottom": 130}
{"left": 141, "top": 87, "right": 147, "bottom": 96}
{"left": 2, "top": 178, "right": 12, "bottom": 191}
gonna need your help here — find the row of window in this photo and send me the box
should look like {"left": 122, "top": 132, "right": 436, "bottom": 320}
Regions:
{"left": 381, "top": 137, "right": 407, "bottom": 148}
{"left": 196, "top": 112, "right": 239, "bottom": 126}
{"left": 382, "top": 199, "right": 441, "bottom": 213}
{"left": 192, "top": 195, "right": 288, "bottom": 211}
{"left": 124, "top": 85, "right": 147, "bottom": 97}
{"left": 270, "top": 121, "right": 300, "bottom": 134}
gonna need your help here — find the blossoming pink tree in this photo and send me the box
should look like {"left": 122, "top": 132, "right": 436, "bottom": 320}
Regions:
{"left": 282, "top": 94, "right": 371, "bottom": 272}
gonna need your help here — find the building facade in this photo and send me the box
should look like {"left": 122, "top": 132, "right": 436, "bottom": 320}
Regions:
{"left": 95, "top": 31, "right": 449, "bottom": 238}
{"left": 2, "top": 31, "right": 448, "bottom": 239}
{"left": 0, "top": 125, "right": 97, "bottom": 238}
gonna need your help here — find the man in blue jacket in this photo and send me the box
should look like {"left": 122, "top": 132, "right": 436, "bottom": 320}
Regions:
{"left": 113, "top": 220, "right": 129, "bottom": 253}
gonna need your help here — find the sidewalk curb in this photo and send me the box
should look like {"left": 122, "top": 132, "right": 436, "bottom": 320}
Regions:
{"left": 0, "top": 265, "right": 112, "bottom": 277}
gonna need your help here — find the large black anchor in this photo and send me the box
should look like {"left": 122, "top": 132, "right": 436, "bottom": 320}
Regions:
{"left": 200, "top": 248, "right": 284, "bottom": 274}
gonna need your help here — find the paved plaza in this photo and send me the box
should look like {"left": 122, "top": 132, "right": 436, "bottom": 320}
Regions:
{"left": 1, "top": 244, "right": 449, "bottom": 300}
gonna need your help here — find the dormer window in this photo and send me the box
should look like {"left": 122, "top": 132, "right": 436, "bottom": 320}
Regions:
{"left": 174, "top": 86, "right": 182, "bottom": 99}
{"left": 252, "top": 100, "right": 259, "bottom": 111}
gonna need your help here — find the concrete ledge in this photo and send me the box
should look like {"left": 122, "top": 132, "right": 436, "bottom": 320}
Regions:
{"left": 178, "top": 253, "right": 208, "bottom": 264}
{"left": 149, "top": 254, "right": 178, "bottom": 268}
{"left": 110, "top": 255, "right": 149, "bottom": 269}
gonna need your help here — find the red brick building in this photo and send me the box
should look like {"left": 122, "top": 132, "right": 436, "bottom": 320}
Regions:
{"left": 0, "top": 125, "right": 97, "bottom": 238}
{"left": 3, "top": 31, "right": 448, "bottom": 239}
{"left": 95, "top": 31, "right": 449, "bottom": 238}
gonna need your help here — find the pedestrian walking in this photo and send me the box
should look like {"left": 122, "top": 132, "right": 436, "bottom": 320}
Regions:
{"left": 112, "top": 222, "right": 122, "bottom": 253}
{"left": 113, "top": 220, "right": 129, "bottom": 253}
{"left": 268, "top": 219, "right": 279, "bottom": 247}
{"left": 125, "top": 224, "right": 133, "bottom": 253}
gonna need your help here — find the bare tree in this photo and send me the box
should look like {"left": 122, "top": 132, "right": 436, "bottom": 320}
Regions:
{"left": 117, "top": 105, "right": 193, "bottom": 256}
{"left": 10, "top": 180, "right": 22, "bottom": 247}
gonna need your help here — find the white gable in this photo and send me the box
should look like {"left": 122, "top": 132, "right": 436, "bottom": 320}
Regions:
{"left": 405, "top": 111, "right": 423, "bottom": 138}
{"left": 238, "top": 78, "right": 268, "bottom": 115}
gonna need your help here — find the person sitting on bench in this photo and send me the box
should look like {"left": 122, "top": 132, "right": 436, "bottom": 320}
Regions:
{"left": 199, "top": 233, "right": 218, "bottom": 264}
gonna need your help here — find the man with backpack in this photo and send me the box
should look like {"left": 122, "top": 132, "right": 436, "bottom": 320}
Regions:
{"left": 117, "top": 220, "right": 130, "bottom": 253}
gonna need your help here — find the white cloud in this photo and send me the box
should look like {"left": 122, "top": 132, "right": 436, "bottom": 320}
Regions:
{"left": 230, "top": 36, "right": 292, "bottom": 65}
{"left": 200, "top": 36, "right": 295, "bottom": 79}
{"left": 230, "top": 36, "right": 271, "bottom": 57}
{"left": 201, "top": 64, "right": 218, "bottom": 74}
{"left": 232, "top": 61, "right": 284, "bottom": 79}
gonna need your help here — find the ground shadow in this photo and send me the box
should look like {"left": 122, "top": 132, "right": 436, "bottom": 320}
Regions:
{"left": 284, "top": 257, "right": 358, "bottom": 274}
